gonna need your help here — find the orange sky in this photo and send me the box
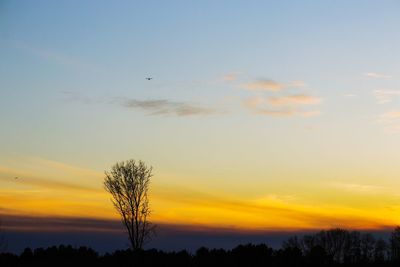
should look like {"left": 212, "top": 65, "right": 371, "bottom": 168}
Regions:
{"left": 1, "top": 156, "right": 400, "bottom": 232}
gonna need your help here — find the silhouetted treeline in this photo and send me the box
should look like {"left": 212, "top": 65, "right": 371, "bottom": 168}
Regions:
{"left": 2, "top": 228, "right": 400, "bottom": 267}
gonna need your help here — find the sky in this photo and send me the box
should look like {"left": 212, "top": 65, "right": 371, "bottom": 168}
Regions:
{"left": 1, "top": 0, "right": 400, "bottom": 252}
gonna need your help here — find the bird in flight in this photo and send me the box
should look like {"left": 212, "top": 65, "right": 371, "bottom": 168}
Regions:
{"left": 145, "top": 77, "right": 153, "bottom": 80}
{"left": 14, "top": 177, "right": 19, "bottom": 179}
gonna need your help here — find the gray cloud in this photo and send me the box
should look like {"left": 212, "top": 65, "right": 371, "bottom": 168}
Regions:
{"left": 61, "top": 92, "right": 219, "bottom": 117}
{"left": 119, "top": 98, "right": 218, "bottom": 116}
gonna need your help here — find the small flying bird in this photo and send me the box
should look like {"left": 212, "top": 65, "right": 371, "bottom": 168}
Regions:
{"left": 14, "top": 177, "right": 19, "bottom": 179}
{"left": 145, "top": 77, "right": 153, "bottom": 80}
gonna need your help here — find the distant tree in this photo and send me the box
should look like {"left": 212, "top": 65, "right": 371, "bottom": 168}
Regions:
{"left": 390, "top": 226, "right": 400, "bottom": 261}
{"left": 360, "top": 233, "right": 375, "bottom": 262}
{"left": 374, "top": 238, "right": 388, "bottom": 263}
{"left": 0, "top": 219, "right": 7, "bottom": 253}
{"left": 282, "top": 236, "right": 302, "bottom": 252}
{"left": 307, "top": 245, "right": 329, "bottom": 267}
{"left": 316, "top": 228, "right": 348, "bottom": 262}
{"left": 343, "top": 231, "right": 361, "bottom": 264}
{"left": 301, "top": 234, "right": 317, "bottom": 255}
{"left": 104, "top": 159, "right": 155, "bottom": 250}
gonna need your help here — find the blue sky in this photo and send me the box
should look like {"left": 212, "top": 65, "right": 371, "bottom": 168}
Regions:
{"left": 2, "top": 0, "right": 400, "bottom": 252}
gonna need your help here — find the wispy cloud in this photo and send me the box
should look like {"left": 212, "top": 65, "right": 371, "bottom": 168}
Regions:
{"left": 243, "top": 95, "right": 321, "bottom": 117}
{"left": 0, "top": 214, "right": 123, "bottom": 233}
{"left": 287, "top": 80, "right": 306, "bottom": 87}
{"left": 243, "top": 79, "right": 306, "bottom": 91}
{"left": 222, "top": 72, "right": 241, "bottom": 81}
{"left": 243, "top": 96, "right": 264, "bottom": 108}
{"left": 0, "top": 174, "right": 100, "bottom": 193}
{"left": 0, "top": 157, "right": 103, "bottom": 193}
{"left": 255, "top": 109, "right": 320, "bottom": 117}
{"left": 61, "top": 92, "right": 221, "bottom": 117}
{"left": 121, "top": 98, "right": 219, "bottom": 116}
{"left": 13, "top": 40, "right": 101, "bottom": 72}
{"left": 330, "top": 182, "right": 385, "bottom": 194}
{"left": 373, "top": 90, "right": 400, "bottom": 104}
{"left": 268, "top": 95, "right": 321, "bottom": 106}
{"left": 343, "top": 93, "right": 357, "bottom": 98}
{"left": 375, "top": 110, "right": 400, "bottom": 133}
{"left": 377, "top": 110, "right": 400, "bottom": 122}
{"left": 364, "top": 72, "right": 392, "bottom": 79}
{"left": 244, "top": 79, "right": 283, "bottom": 91}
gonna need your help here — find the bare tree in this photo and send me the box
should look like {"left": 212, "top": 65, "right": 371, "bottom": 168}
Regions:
{"left": 104, "top": 159, "right": 155, "bottom": 250}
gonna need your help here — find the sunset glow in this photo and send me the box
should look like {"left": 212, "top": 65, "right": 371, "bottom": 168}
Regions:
{"left": 1, "top": 2, "right": 400, "bottom": 253}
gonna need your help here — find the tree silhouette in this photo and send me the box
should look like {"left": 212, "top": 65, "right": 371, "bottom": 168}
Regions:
{"left": 0, "top": 219, "right": 7, "bottom": 253}
{"left": 390, "top": 226, "right": 400, "bottom": 261}
{"left": 0, "top": 229, "right": 399, "bottom": 267}
{"left": 360, "top": 233, "right": 375, "bottom": 262}
{"left": 374, "top": 238, "right": 388, "bottom": 263}
{"left": 104, "top": 159, "right": 155, "bottom": 250}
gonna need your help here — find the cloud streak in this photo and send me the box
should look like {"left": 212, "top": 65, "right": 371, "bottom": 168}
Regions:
{"left": 287, "top": 80, "right": 306, "bottom": 88}
{"left": 61, "top": 92, "right": 220, "bottom": 117}
{"left": 222, "top": 72, "right": 241, "bottom": 81}
{"left": 0, "top": 214, "right": 123, "bottom": 233}
{"left": 243, "top": 79, "right": 306, "bottom": 91}
{"left": 13, "top": 40, "right": 101, "bottom": 72}
{"left": 121, "top": 98, "right": 218, "bottom": 116}
{"left": 0, "top": 174, "right": 101, "bottom": 193}
{"left": 379, "top": 111, "right": 400, "bottom": 121}
{"left": 330, "top": 182, "right": 385, "bottom": 195}
{"left": 255, "top": 109, "right": 320, "bottom": 117}
{"left": 244, "top": 79, "right": 284, "bottom": 91}
{"left": 343, "top": 94, "right": 357, "bottom": 98}
{"left": 373, "top": 90, "right": 400, "bottom": 104}
{"left": 375, "top": 110, "right": 400, "bottom": 133}
{"left": 364, "top": 72, "right": 392, "bottom": 79}
{"left": 241, "top": 77, "right": 320, "bottom": 117}
{"left": 243, "top": 95, "right": 321, "bottom": 118}
{"left": 151, "top": 184, "right": 396, "bottom": 230}
{"left": 268, "top": 95, "right": 321, "bottom": 106}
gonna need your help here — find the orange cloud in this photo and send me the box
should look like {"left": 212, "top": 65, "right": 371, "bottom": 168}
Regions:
{"left": 377, "top": 111, "right": 400, "bottom": 123}
{"left": 243, "top": 95, "right": 321, "bottom": 117}
{"left": 243, "top": 79, "right": 306, "bottom": 91}
{"left": 222, "top": 72, "right": 241, "bottom": 81}
{"left": 268, "top": 95, "right": 322, "bottom": 106}
{"left": 243, "top": 96, "right": 264, "bottom": 108}
{"left": 244, "top": 80, "right": 284, "bottom": 91}
{"left": 255, "top": 109, "right": 320, "bottom": 117}
{"left": 375, "top": 111, "right": 400, "bottom": 134}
